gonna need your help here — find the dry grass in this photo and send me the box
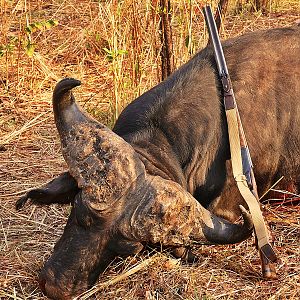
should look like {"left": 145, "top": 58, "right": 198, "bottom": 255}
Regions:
{"left": 1, "top": 0, "right": 299, "bottom": 299}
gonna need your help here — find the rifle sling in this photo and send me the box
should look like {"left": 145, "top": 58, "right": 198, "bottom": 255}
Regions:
{"left": 226, "top": 106, "right": 277, "bottom": 262}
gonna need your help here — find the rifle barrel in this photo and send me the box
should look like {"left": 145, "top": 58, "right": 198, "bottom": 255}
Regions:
{"left": 203, "top": 6, "right": 228, "bottom": 76}
{"left": 203, "top": 5, "right": 254, "bottom": 188}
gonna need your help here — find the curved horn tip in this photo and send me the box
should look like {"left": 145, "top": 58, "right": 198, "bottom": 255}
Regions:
{"left": 53, "top": 78, "right": 81, "bottom": 96}
{"left": 239, "top": 205, "right": 253, "bottom": 230}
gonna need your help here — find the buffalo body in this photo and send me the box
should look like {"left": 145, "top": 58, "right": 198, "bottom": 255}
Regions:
{"left": 17, "top": 25, "right": 300, "bottom": 299}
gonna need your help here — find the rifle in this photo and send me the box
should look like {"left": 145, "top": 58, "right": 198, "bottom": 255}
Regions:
{"left": 202, "top": 5, "right": 277, "bottom": 278}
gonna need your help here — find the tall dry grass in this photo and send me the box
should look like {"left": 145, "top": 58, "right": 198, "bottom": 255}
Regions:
{"left": 1, "top": 0, "right": 299, "bottom": 129}
{"left": 1, "top": 0, "right": 300, "bottom": 299}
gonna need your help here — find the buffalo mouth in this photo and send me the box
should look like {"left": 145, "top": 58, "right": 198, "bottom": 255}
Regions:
{"left": 37, "top": 196, "right": 116, "bottom": 299}
{"left": 39, "top": 257, "right": 105, "bottom": 300}
{"left": 39, "top": 270, "right": 80, "bottom": 300}
{"left": 38, "top": 231, "right": 143, "bottom": 299}
{"left": 38, "top": 233, "right": 114, "bottom": 299}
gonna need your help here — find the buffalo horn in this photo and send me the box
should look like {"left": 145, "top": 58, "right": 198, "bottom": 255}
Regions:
{"left": 52, "top": 78, "right": 146, "bottom": 212}
{"left": 125, "top": 176, "right": 253, "bottom": 246}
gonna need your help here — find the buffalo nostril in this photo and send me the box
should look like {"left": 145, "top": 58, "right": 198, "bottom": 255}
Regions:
{"left": 38, "top": 269, "right": 74, "bottom": 300}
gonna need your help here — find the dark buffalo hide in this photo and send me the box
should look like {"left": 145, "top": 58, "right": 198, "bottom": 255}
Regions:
{"left": 17, "top": 25, "right": 300, "bottom": 299}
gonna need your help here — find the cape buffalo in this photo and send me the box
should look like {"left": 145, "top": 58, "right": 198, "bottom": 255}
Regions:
{"left": 17, "top": 25, "right": 300, "bottom": 299}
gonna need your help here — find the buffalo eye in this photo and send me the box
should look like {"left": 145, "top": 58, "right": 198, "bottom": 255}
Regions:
{"left": 74, "top": 196, "right": 93, "bottom": 228}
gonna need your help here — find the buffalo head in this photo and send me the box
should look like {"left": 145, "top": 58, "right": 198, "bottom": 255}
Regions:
{"left": 38, "top": 78, "right": 253, "bottom": 299}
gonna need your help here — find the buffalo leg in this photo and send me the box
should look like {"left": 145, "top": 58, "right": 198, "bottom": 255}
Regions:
{"left": 16, "top": 172, "right": 79, "bottom": 210}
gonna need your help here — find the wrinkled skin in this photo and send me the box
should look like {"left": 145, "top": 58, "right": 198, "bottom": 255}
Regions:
{"left": 17, "top": 26, "right": 300, "bottom": 299}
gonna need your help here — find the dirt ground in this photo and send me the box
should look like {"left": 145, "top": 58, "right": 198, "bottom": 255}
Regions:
{"left": 1, "top": 1, "right": 300, "bottom": 299}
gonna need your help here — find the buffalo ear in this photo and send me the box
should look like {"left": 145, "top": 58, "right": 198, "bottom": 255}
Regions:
{"left": 16, "top": 172, "right": 78, "bottom": 210}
